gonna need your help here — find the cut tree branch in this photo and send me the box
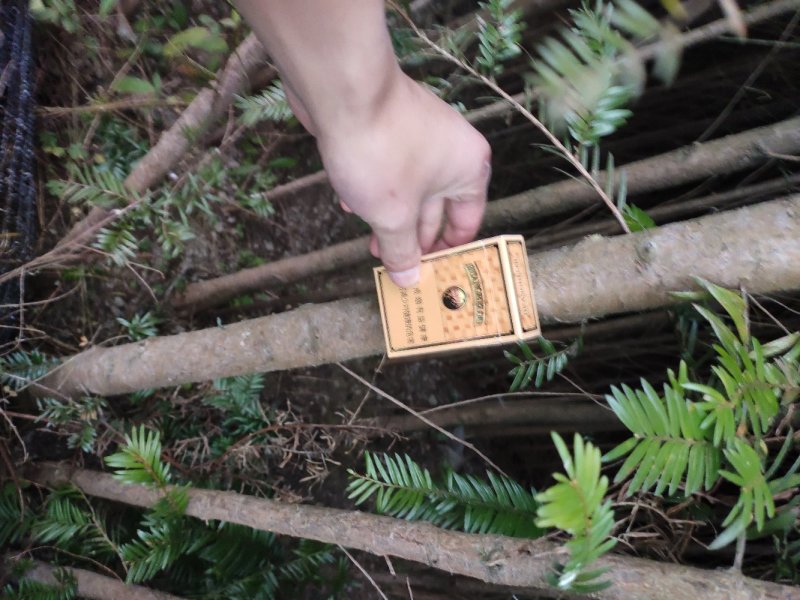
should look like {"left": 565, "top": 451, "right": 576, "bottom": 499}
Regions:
{"left": 24, "top": 463, "right": 799, "bottom": 600}
{"left": 14, "top": 559, "right": 186, "bottom": 600}
{"left": 39, "top": 196, "right": 800, "bottom": 398}
{"left": 174, "top": 116, "right": 800, "bottom": 310}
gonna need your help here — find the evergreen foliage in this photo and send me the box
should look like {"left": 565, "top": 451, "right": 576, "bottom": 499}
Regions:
{"left": 37, "top": 396, "right": 107, "bottom": 453}
{"left": 0, "top": 349, "right": 58, "bottom": 390}
{"left": 621, "top": 202, "right": 655, "bottom": 231}
{"left": 536, "top": 433, "right": 616, "bottom": 593}
{"left": 105, "top": 425, "right": 172, "bottom": 487}
{"left": 505, "top": 337, "right": 581, "bottom": 391}
{"left": 0, "top": 482, "right": 32, "bottom": 546}
{"left": 2, "top": 568, "right": 77, "bottom": 600}
{"left": 236, "top": 81, "right": 293, "bottom": 126}
{"left": 279, "top": 539, "right": 340, "bottom": 584}
{"left": 32, "top": 486, "right": 116, "bottom": 558}
{"left": 347, "top": 452, "right": 541, "bottom": 537}
{"left": 47, "top": 165, "right": 134, "bottom": 209}
{"left": 769, "top": 494, "right": 800, "bottom": 584}
{"left": 93, "top": 223, "right": 140, "bottom": 266}
{"left": 531, "top": 0, "right": 680, "bottom": 146}
{"left": 205, "top": 373, "right": 266, "bottom": 420}
{"left": 120, "top": 519, "right": 194, "bottom": 583}
{"left": 116, "top": 311, "right": 161, "bottom": 341}
{"left": 476, "top": 0, "right": 525, "bottom": 77}
{"left": 603, "top": 365, "right": 722, "bottom": 497}
{"left": 97, "top": 425, "right": 345, "bottom": 595}
{"left": 604, "top": 279, "right": 800, "bottom": 551}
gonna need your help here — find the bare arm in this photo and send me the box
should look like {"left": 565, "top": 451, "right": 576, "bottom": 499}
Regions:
{"left": 233, "top": 0, "right": 491, "bottom": 286}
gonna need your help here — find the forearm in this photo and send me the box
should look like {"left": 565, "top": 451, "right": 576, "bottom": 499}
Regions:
{"left": 232, "top": 0, "right": 402, "bottom": 137}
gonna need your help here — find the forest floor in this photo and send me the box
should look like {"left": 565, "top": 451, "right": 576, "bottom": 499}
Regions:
{"left": 3, "top": 0, "right": 800, "bottom": 598}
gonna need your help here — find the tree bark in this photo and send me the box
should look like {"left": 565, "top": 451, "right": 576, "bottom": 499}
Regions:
{"left": 24, "top": 463, "right": 799, "bottom": 600}
{"left": 17, "top": 559, "right": 186, "bottom": 600}
{"left": 59, "top": 34, "right": 269, "bottom": 247}
{"left": 38, "top": 196, "right": 800, "bottom": 399}
{"left": 173, "top": 116, "right": 800, "bottom": 311}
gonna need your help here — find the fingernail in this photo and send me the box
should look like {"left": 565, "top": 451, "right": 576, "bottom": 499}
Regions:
{"left": 389, "top": 266, "right": 420, "bottom": 288}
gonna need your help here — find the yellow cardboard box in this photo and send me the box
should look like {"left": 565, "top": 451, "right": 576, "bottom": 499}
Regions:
{"left": 374, "top": 235, "right": 541, "bottom": 358}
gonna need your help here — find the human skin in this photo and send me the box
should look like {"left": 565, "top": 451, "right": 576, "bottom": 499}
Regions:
{"left": 231, "top": 0, "right": 491, "bottom": 287}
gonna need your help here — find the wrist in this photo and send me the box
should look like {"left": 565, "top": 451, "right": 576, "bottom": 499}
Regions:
{"left": 309, "top": 59, "right": 406, "bottom": 140}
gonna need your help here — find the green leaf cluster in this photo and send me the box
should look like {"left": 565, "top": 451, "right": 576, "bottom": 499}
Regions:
{"left": 531, "top": 0, "right": 681, "bottom": 146}
{"left": 103, "top": 426, "right": 191, "bottom": 583}
{"left": 476, "top": 0, "right": 525, "bottom": 77}
{"left": 29, "top": 0, "right": 80, "bottom": 33}
{"left": 536, "top": 433, "right": 616, "bottom": 593}
{"left": 0, "top": 483, "right": 32, "bottom": 547}
{"left": 164, "top": 26, "right": 228, "bottom": 59}
{"left": 604, "top": 364, "right": 721, "bottom": 497}
{"left": 606, "top": 279, "right": 800, "bottom": 550}
{"left": 0, "top": 350, "right": 58, "bottom": 391}
{"left": 622, "top": 203, "right": 655, "bottom": 231}
{"left": 205, "top": 374, "right": 266, "bottom": 419}
{"left": 237, "top": 81, "right": 293, "bottom": 126}
{"left": 116, "top": 311, "right": 161, "bottom": 341}
{"left": 105, "top": 425, "right": 171, "bottom": 487}
{"left": 347, "top": 452, "right": 542, "bottom": 538}
{"left": 47, "top": 166, "right": 134, "bottom": 210}
{"left": 121, "top": 518, "right": 194, "bottom": 583}
{"left": 32, "top": 487, "right": 116, "bottom": 558}
{"left": 506, "top": 337, "right": 581, "bottom": 391}
{"left": 2, "top": 568, "right": 77, "bottom": 600}
{"left": 37, "top": 396, "right": 107, "bottom": 453}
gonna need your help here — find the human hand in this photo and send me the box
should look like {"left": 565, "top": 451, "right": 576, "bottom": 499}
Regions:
{"left": 307, "top": 74, "right": 491, "bottom": 287}
{"left": 232, "top": 1, "right": 489, "bottom": 287}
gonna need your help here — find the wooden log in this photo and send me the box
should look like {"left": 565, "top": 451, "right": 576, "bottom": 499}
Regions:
{"left": 25, "top": 462, "right": 799, "bottom": 600}
{"left": 38, "top": 197, "right": 800, "bottom": 398}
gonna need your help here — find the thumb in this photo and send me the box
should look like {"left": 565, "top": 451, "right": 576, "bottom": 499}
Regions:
{"left": 375, "top": 225, "right": 422, "bottom": 288}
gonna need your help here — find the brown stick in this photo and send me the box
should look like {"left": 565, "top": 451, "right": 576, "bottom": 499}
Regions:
{"left": 18, "top": 559, "right": 185, "bottom": 600}
{"left": 39, "top": 197, "right": 800, "bottom": 398}
{"left": 59, "top": 34, "right": 269, "bottom": 247}
{"left": 24, "top": 463, "right": 798, "bottom": 600}
{"left": 174, "top": 116, "right": 800, "bottom": 310}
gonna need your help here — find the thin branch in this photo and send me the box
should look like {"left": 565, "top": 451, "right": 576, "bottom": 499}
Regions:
{"left": 338, "top": 545, "right": 390, "bottom": 600}
{"left": 337, "top": 363, "right": 507, "bottom": 476}
{"left": 357, "top": 398, "right": 621, "bottom": 435}
{"left": 697, "top": 7, "right": 800, "bottom": 142}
